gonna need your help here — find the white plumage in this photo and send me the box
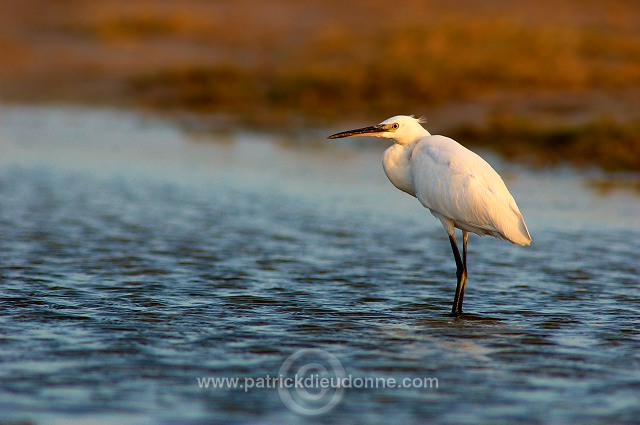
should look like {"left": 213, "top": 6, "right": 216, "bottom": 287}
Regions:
{"left": 409, "top": 135, "right": 531, "bottom": 245}
{"left": 328, "top": 115, "right": 531, "bottom": 314}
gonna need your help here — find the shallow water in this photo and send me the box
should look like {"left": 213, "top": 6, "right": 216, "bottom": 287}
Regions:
{"left": 1, "top": 105, "right": 639, "bottom": 424}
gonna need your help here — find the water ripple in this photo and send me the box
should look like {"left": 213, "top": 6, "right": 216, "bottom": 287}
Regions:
{"left": 1, "top": 107, "right": 639, "bottom": 424}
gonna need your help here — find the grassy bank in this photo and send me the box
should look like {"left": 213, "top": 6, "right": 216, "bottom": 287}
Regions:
{"left": 452, "top": 115, "right": 640, "bottom": 172}
{"left": 128, "top": 14, "right": 640, "bottom": 171}
{"left": 1, "top": 0, "right": 639, "bottom": 172}
{"left": 131, "top": 18, "right": 640, "bottom": 121}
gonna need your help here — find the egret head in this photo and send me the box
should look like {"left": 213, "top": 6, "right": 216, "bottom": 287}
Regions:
{"left": 328, "top": 115, "right": 429, "bottom": 145}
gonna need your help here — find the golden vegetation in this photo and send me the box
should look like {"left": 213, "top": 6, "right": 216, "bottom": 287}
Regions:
{"left": 1, "top": 0, "right": 639, "bottom": 171}
{"left": 132, "top": 19, "right": 640, "bottom": 118}
{"left": 453, "top": 114, "right": 640, "bottom": 171}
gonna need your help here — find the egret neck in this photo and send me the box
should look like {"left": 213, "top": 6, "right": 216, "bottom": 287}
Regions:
{"left": 382, "top": 141, "right": 417, "bottom": 197}
{"left": 382, "top": 120, "right": 430, "bottom": 197}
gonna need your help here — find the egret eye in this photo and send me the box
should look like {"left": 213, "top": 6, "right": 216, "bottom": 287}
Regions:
{"left": 392, "top": 123, "right": 399, "bottom": 130}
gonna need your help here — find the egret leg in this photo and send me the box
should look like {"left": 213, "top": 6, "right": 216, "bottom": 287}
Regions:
{"left": 449, "top": 231, "right": 468, "bottom": 315}
{"left": 458, "top": 231, "right": 469, "bottom": 311}
{"left": 462, "top": 231, "right": 468, "bottom": 269}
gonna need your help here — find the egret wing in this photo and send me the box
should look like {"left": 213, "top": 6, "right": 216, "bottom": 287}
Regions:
{"left": 411, "top": 136, "right": 531, "bottom": 245}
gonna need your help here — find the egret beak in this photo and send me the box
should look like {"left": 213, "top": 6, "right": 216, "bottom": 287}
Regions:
{"left": 327, "top": 124, "right": 390, "bottom": 139}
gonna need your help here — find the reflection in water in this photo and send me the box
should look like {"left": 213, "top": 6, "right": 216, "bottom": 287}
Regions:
{"left": 0, "top": 105, "right": 639, "bottom": 424}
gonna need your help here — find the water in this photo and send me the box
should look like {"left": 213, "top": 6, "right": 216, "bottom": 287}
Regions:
{"left": 1, "top": 105, "right": 639, "bottom": 424}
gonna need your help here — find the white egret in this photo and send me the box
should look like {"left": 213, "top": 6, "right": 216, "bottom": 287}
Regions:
{"left": 328, "top": 115, "right": 531, "bottom": 315}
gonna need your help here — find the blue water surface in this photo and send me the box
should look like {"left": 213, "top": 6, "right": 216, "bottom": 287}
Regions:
{"left": 1, "top": 105, "right": 639, "bottom": 424}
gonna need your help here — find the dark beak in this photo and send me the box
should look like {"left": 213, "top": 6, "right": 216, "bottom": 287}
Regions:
{"left": 327, "top": 125, "right": 387, "bottom": 139}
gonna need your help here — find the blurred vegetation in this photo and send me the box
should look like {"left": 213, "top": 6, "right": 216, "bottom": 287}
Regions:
{"left": 453, "top": 114, "right": 640, "bottom": 171}
{"left": 131, "top": 19, "right": 640, "bottom": 120}
{"left": 1, "top": 0, "right": 639, "bottom": 172}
